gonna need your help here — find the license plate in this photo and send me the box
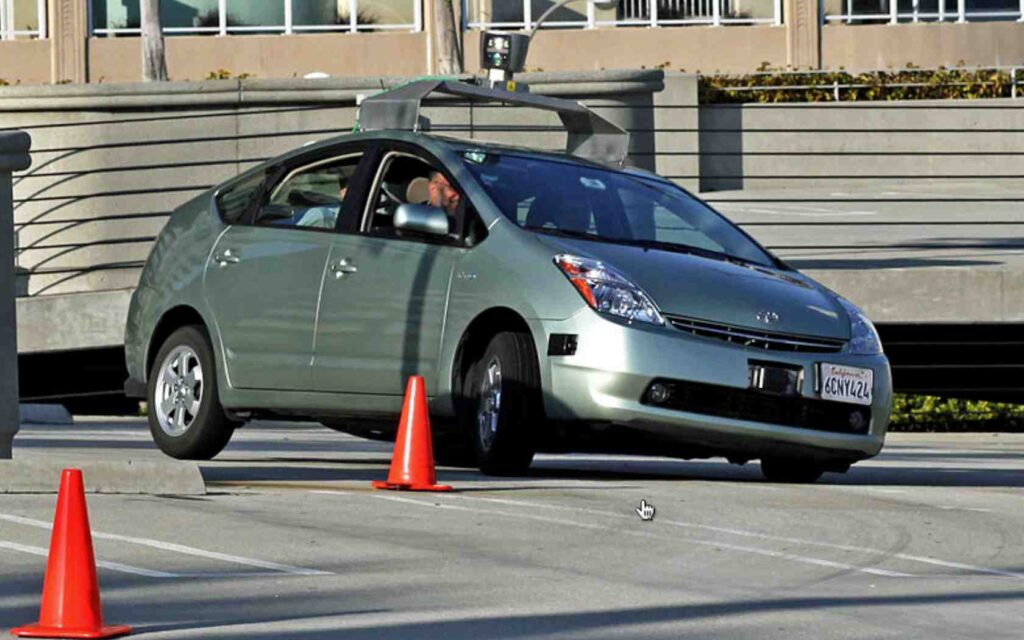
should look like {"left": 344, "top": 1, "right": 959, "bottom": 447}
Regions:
{"left": 819, "top": 363, "right": 874, "bottom": 406}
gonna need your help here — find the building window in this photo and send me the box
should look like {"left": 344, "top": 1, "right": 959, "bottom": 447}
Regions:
{"left": 464, "top": 0, "right": 782, "bottom": 27}
{"left": 823, "top": 0, "right": 1024, "bottom": 22}
{"left": 0, "top": 0, "right": 47, "bottom": 39}
{"left": 90, "top": 0, "right": 422, "bottom": 37}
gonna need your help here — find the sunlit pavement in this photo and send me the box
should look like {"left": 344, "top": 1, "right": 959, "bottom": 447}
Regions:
{"left": 2, "top": 418, "right": 1022, "bottom": 639}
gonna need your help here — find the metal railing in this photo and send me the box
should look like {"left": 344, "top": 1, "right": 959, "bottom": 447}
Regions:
{"left": 90, "top": 0, "right": 422, "bottom": 37}
{"left": 823, "top": 0, "right": 1024, "bottom": 23}
{"left": 464, "top": 0, "right": 782, "bottom": 28}
{"left": 0, "top": 0, "right": 46, "bottom": 39}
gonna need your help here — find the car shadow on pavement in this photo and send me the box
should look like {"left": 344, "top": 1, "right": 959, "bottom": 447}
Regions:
{"left": 69, "top": 588, "right": 1024, "bottom": 640}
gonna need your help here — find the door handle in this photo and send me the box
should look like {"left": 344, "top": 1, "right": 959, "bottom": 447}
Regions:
{"left": 330, "top": 258, "right": 358, "bottom": 279}
{"left": 213, "top": 248, "right": 240, "bottom": 267}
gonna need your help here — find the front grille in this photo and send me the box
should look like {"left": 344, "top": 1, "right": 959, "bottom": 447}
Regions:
{"left": 666, "top": 315, "right": 845, "bottom": 354}
{"left": 643, "top": 378, "right": 871, "bottom": 435}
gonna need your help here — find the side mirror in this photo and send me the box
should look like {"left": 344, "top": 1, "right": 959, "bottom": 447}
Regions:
{"left": 394, "top": 204, "right": 450, "bottom": 237}
{"left": 255, "top": 203, "right": 293, "bottom": 224}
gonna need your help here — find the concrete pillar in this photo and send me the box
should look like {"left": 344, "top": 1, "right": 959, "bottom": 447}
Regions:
{"left": 784, "top": 0, "right": 821, "bottom": 70}
{"left": 48, "top": 0, "right": 89, "bottom": 83}
{"left": 0, "top": 131, "right": 31, "bottom": 459}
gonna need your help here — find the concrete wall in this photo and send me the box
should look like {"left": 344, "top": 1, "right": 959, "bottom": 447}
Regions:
{"left": 464, "top": 27, "right": 788, "bottom": 75}
{"left": 699, "top": 99, "right": 1024, "bottom": 191}
{"left": 88, "top": 32, "right": 430, "bottom": 83}
{"left": 823, "top": 22, "right": 1024, "bottom": 71}
{"left": 7, "top": 19, "right": 1024, "bottom": 86}
{"left": 0, "top": 40, "right": 50, "bottom": 85}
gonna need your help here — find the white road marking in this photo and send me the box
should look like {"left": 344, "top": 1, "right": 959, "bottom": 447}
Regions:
{"left": 313, "top": 491, "right": 910, "bottom": 578}
{"left": 0, "top": 513, "right": 331, "bottom": 577}
{"left": 0, "top": 540, "right": 178, "bottom": 578}
{"left": 937, "top": 506, "right": 993, "bottom": 513}
{"left": 444, "top": 495, "right": 1024, "bottom": 581}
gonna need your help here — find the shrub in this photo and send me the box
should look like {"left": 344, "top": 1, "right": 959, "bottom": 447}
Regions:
{"left": 700, "top": 64, "right": 1017, "bottom": 104}
{"left": 205, "top": 69, "right": 254, "bottom": 80}
{"left": 889, "top": 394, "right": 1024, "bottom": 432}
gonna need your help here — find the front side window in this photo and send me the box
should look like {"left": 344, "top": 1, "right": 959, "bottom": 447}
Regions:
{"left": 364, "top": 153, "right": 464, "bottom": 239}
{"left": 461, "top": 151, "right": 776, "bottom": 267}
{"left": 215, "top": 171, "right": 264, "bottom": 224}
{"left": 256, "top": 154, "right": 362, "bottom": 230}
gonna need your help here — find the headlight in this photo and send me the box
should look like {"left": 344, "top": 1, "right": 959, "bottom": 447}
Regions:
{"left": 554, "top": 255, "right": 664, "bottom": 325}
{"left": 838, "top": 298, "right": 883, "bottom": 355}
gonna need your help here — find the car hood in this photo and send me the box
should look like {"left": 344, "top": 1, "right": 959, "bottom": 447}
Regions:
{"left": 536, "top": 235, "right": 850, "bottom": 339}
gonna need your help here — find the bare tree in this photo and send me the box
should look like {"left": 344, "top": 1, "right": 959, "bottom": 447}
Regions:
{"left": 141, "top": 0, "right": 168, "bottom": 81}
{"left": 433, "top": 0, "right": 463, "bottom": 75}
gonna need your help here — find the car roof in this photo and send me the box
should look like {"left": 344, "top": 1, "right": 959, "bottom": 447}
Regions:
{"left": 240, "top": 129, "right": 671, "bottom": 187}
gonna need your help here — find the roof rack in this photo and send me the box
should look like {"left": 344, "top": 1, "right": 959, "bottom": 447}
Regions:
{"left": 356, "top": 79, "right": 629, "bottom": 166}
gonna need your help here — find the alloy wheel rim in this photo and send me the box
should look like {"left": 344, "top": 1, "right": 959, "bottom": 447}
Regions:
{"left": 154, "top": 346, "right": 204, "bottom": 437}
{"left": 477, "top": 357, "right": 502, "bottom": 452}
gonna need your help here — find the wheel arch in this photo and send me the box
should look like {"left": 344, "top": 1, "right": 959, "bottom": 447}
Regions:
{"left": 450, "top": 307, "right": 540, "bottom": 412}
{"left": 146, "top": 305, "right": 213, "bottom": 378}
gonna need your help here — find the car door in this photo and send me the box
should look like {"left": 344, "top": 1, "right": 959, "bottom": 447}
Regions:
{"left": 204, "top": 147, "right": 368, "bottom": 391}
{"left": 312, "top": 147, "right": 465, "bottom": 396}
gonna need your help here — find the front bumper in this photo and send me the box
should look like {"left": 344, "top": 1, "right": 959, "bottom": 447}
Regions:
{"left": 537, "top": 310, "right": 892, "bottom": 462}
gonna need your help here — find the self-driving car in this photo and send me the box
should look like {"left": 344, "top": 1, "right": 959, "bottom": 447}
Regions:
{"left": 124, "top": 80, "right": 891, "bottom": 483}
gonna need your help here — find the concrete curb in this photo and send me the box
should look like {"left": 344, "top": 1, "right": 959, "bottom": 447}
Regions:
{"left": 0, "top": 460, "right": 206, "bottom": 495}
{"left": 18, "top": 404, "right": 73, "bottom": 425}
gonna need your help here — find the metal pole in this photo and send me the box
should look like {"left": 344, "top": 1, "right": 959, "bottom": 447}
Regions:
{"left": 285, "top": 0, "right": 293, "bottom": 34}
{"left": 0, "top": 131, "right": 31, "bottom": 459}
{"left": 37, "top": 0, "right": 46, "bottom": 39}
{"left": 524, "top": 0, "right": 533, "bottom": 30}
{"left": 651, "top": 0, "right": 659, "bottom": 26}
{"left": 218, "top": 0, "right": 227, "bottom": 35}
{"left": 957, "top": 0, "right": 965, "bottom": 22}
{"left": 712, "top": 0, "right": 720, "bottom": 24}
{"left": 889, "top": 0, "right": 898, "bottom": 23}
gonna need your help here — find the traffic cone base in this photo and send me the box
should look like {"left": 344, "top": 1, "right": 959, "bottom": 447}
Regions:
{"left": 372, "top": 375, "right": 453, "bottom": 492}
{"left": 10, "top": 622, "right": 132, "bottom": 639}
{"left": 371, "top": 480, "right": 452, "bottom": 492}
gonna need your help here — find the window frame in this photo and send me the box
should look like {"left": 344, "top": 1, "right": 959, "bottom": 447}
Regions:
{"left": 359, "top": 145, "right": 476, "bottom": 248}
{"left": 253, "top": 151, "right": 365, "bottom": 233}
{"left": 234, "top": 143, "right": 375, "bottom": 234}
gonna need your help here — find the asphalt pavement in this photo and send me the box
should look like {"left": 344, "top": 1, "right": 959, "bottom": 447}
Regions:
{"left": 1, "top": 418, "right": 1022, "bottom": 639}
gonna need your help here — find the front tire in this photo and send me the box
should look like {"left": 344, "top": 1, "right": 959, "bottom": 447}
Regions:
{"left": 148, "top": 325, "right": 237, "bottom": 460}
{"left": 469, "top": 331, "right": 541, "bottom": 475}
{"left": 760, "top": 457, "right": 825, "bottom": 483}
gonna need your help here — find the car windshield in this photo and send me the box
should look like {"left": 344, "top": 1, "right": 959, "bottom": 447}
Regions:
{"left": 461, "top": 151, "right": 776, "bottom": 267}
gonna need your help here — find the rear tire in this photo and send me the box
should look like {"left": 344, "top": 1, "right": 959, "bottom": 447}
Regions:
{"left": 468, "top": 331, "right": 541, "bottom": 476}
{"left": 760, "top": 457, "right": 825, "bottom": 483}
{"left": 147, "top": 325, "right": 238, "bottom": 460}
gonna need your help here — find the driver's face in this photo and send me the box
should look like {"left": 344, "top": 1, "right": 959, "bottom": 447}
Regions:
{"left": 428, "top": 173, "right": 461, "bottom": 216}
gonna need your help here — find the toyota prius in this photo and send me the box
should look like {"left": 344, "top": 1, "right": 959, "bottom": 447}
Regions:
{"left": 124, "top": 124, "right": 891, "bottom": 483}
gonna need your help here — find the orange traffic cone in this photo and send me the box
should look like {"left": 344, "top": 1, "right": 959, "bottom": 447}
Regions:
{"left": 372, "top": 376, "right": 453, "bottom": 492}
{"left": 11, "top": 469, "right": 131, "bottom": 639}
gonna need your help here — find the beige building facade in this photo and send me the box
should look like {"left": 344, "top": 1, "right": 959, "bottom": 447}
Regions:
{"left": 2, "top": 0, "right": 1024, "bottom": 85}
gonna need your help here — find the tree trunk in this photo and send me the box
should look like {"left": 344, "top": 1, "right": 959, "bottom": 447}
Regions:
{"left": 433, "top": 0, "right": 463, "bottom": 75}
{"left": 140, "top": 0, "right": 168, "bottom": 81}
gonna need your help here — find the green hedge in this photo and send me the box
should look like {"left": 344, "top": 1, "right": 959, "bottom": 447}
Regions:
{"left": 890, "top": 394, "right": 1024, "bottom": 432}
{"left": 700, "top": 64, "right": 1017, "bottom": 104}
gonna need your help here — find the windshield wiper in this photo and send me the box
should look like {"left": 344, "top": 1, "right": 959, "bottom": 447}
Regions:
{"left": 608, "top": 237, "right": 772, "bottom": 268}
{"left": 521, "top": 226, "right": 605, "bottom": 242}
